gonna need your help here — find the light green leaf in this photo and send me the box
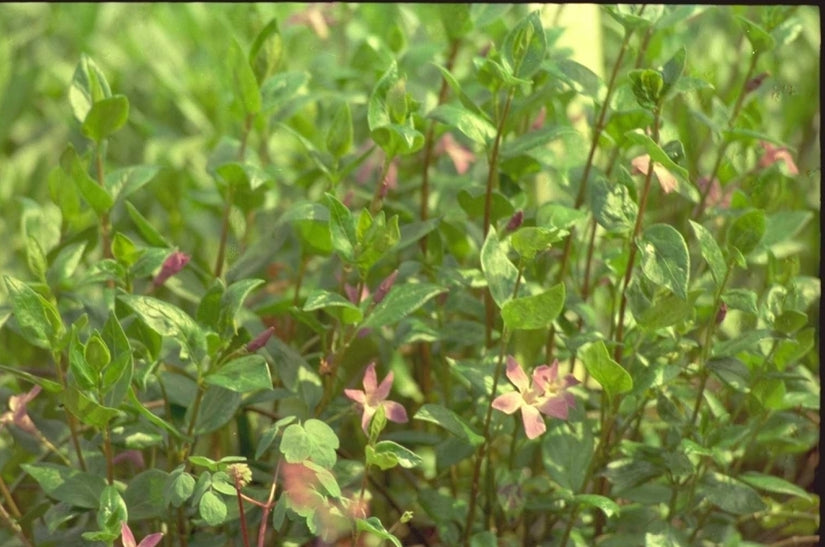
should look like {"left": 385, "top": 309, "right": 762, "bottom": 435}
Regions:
{"left": 228, "top": 38, "right": 261, "bottom": 115}
{"left": 690, "top": 220, "right": 727, "bottom": 287}
{"left": 366, "top": 440, "right": 423, "bottom": 470}
{"left": 205, "top": 355, "right": 272, "bottom": 393}
{"left": 501, "top": 284, "right": 565, "bottom": 331}
{"left": 414, "top": 404, "right": 483, "bottom": 446}
{"left": 580, "top": 341, "right": 632, "bottom": 399}
{"left": 638, "top": 224, "right": 690, "bottom": 300}
{"left": 3, "top": 275, "right": 65, "bottom": 348}
{"left": 303, "top": 289, "right": 363, "bottom": 325}
{"left": 481, "top": 227, "right": 518, "bottom": 308}
{"left": 427, "top": 104, "right": 495, "bottom": 145}
{"left": 280, "top": 419, "right": 339, "bottom": 469}
{"left": 81, "top": 95, "right": 129, "bottom": 143}
{"left": 199, "top": 490, "right": 228, "bottom": 526}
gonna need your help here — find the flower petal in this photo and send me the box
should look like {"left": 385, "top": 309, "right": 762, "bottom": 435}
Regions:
{"left": 374, "top": 370, "right": 394, "bottom": 401}
{"left": 360, "top": 405, "right": 376, "bottom": 433}
{"left": 137, "top": 533, "right": 164, "bottom": 547}
{"left": 532, "top": 363, "right": 556, "bottom": 391}
{"left": 344, "top": 389, "right": 366, "bottom": 404}
{"left": 538, "top": 395, "right": 572, "bottom": 420}
{"left": 520, "top": 405, "right": 546, "bottom": 439}
{"left": 362, "top": 362, "right": 378, "bottom": 393}
{"left": 121, "top": 522, "right": 137, "bottom": 547}
{"left": 505, "top": 355, "right": 530, "bottom": 393}
{"left": 381, "top": 401, "right": 408, "bottom": 424}
{"left": 492, "top": 392, "right": 523, "bottom": 414}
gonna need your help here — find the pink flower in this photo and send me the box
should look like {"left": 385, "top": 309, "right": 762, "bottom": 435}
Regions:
{"left": 344, "top": 362, "right": 408, "bottom": 433}
{"left": 286, "top": 3, "right": 335, "bottom": 40}
{"left": 492, "top": 357, "right": 578, "bottom": 440}
{"left": 120, "top": 521, "right": 163, "bottom": 547}
{"left": 153, "top": 251, "right": 190, "bottom": 287}
{"left": 0, "top": 385, "right": 42, "bottom": 435}
{"left": 758, "top": 141, "right": 799, "bottom": 175}
{"left": 631, "top": 155, "right": 678, "bottom": 194}
{"left": 435, "top": 133, "right": 475, "bottom": 175}
{"left": 696, "top": 176, "right": 733, "bottom": 210}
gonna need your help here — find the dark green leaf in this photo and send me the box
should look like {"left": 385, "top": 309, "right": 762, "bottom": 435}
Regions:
{"left": 361, "top": 283, "right": 443, "bottom": 329}
{"left": 205, "top": 355, "right": 272, "bottom": 393}
{"left": 62, "top": 386, "right": 122, "bottom": 427}
{"left": 414, "top": 404, "right": 483, "bottom": 446}
{"left": 194, "top": 386, "right": 242, "bottom": 435}
{"left": 325, "top": 193, "right": 356, "bottom": 262}
{"left": 3, "top": 275, "right": 65, "bottom": 348}
{"left": 62, "top": 145, "right": 114, "bottom": 216}
{"left": 690, "top": 220, "right": 727, "bottom": 288}
{"left": 428, "top": 104, "right": 495, "bottom": 145}
{"left": 702, "top": 472, "right": 766, "bottom": 514}
{"left": 727, "top": 209, "right": 765, "bottom": 256}
{"left": 590, "top": 176, "right": 637, "bottom": 233}
{"left": 22, "top": 463, "right": 106, "bottom": 509}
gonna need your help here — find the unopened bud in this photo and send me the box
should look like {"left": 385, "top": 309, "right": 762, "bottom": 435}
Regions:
{"left": 745, "top": 72, "right": 769, "bottom": 94}
{"left": 153, "top": 251, "right": 190, "bottom": 286}
{"left": 716, "top": 302, "right": 727, "bottom": 324}
{"left": 227, "top": 463, "right": 252, "bottom": 488}
{"left": 246, "top": 326, "right": 275, "bottom": 352}
{"left": 373, "top": 269, "right": 399, "bottom": 305}
{"left": 506, "top": 210, "right": 524, "bottom": 232}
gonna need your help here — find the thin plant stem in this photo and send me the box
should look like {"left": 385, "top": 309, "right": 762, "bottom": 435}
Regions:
{"left": 233, "top": 473, "right": 250, "bottom": 547}
{"left": 613, "top": 107, "right": 661, "bottom": 364}
{"left": 0, "top": 502, "right": 33, "bottom": 547}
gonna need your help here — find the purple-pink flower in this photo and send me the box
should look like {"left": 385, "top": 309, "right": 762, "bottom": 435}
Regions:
{"left": 492, "top": 356, "right": 579, "bottom": 440}
{"left": 344, "top": 362, "right": 408, "bottom": 433}
{"left": 120, "top": 521, "right": 163, "bottom": 547}
{"left": 0, "top": 385, "right": 42, "bottom": 435}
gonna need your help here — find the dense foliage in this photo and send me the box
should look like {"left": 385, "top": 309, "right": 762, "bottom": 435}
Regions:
{"left": 0, "top": 4, "right": 820, "bottom": 546}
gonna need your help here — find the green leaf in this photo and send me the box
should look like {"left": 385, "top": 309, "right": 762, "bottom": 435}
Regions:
{"left": 432, "top": 63, "right": 489, "bottom": 119}
{"left": 736, "top": 16, "right": 776, "bottom": 53}
{"left": 205, "top": 355, "right": 272, "bottom": 393}
{"left": 637, "top": 292, "right": 692, "bottom": 330}
{"left": 660, "top": 47, "right": 686, "bottom": 98}
{"left": 438, "top": 4, "right": 472, "bottom": 39}
{"left": 25, "top": 234, "right": 47, "bottom": 282}
{"left": 727, "top": 209, "right": 765, "bottom": 256}
{"left": 580, "top": 341, "right": 632, "bottom": 399}
{"left": 361, "top": 283, "right": 443, "bottom": 330}
{"left": 280, "top": 419, "right": 339, "bottom": 469}
{"left": 637, "top": 224, "right": 690, "bottom": 300}
{"left": 164, "top": 469, "right": 196, "bottom": 508}
{"left": 702, "top": 472, "right": 766, "bottom": 514}
{"left": 194, "top": 386, "right": 242, "bottom": 435}
{"left": 368, "top": 61, "right": 399, "bottom": 132}
{"left": 3, "top": 275, "right": 65, "bottom": 348}
{"left": 575, "top": 494, "right": 621, "bottom": 518}
{"left": 62, "top": 386, "right": 122, "bottom": 428}
{"left": 62, "top": 145, "right": 114, "bottom": 216}
{"left": 428, "top": 104, "right": 495, "bottom": 145}
{"left": 123, "top": 468, "right": 168, "bottom": 520}
{"left": 590, "top": 176, "right": 637, "bottom": 233}
{"left": 228, "top": 38, "right": 261, "bottom": 115}
{"left": 556, "top": 58, "right": 603, "bottom": 98}
{"left": 199, "top": 490, "right": 228, "bottom": 526}
{"left": 414, "top": 403, "right": 484, "bottom": 446}
{"left": 260, "top": 71, "right": 307, "bottom": 113}
{"left": 81, "top": 95, "right": 129, "bottom": 143}
{"left": 501, "top": 11, "right": 546, "bottom": 79}
{"left": 629, "top": 69, "right": 664, "bottom": 109}
{"left": 326, "top": 101, "right": 353, "bottom": 158}
{"left": 255, "top": 416, "right": 297, "bottom": 460}
{"left": 356, "top": 517, "right": 403, "bottom": 547}
{"left": 118, "top": 293, "right": 206, "bottom": 362}
{"left": 249, "top": 17, "right": 282, "bottom": 83}
{"left": 127, "top": 388, "right": 185, "bottom": 441}
{"left": 355, "top": 210, "right": 400, "bottom": 276}
{"left": 481, "top": 227, "right": 518, "bottom": 309}
{"left": 325, "top": 193, "right": 357, "bottom": 262}
{"left": 501, "top": 284, "right": 565, "bottom": 331}
{"left": 689, "top": 220, "right": 727, "bottom": 287}
{"left": 219, "top": 278, "right": 265, "bottom": 337}
{"left": 303, "top": 289, "right": 363, "bottom": 325}
{"left": 22, "top": 463, "right": 106, "bottom": 509}
{"left": 510, "top": 227, "right": 565, "bottom": 260}
{"left": 125, "top": 201, "right": 168, "bottom": 247}
{"left": 707, "top": 358, "right": 750, "bottom": 392}
{"left": 366, "top": 440, "right": 423, "bottom": 470}
{"left": 96, "top": 485, "right": 128, "bottom": 532}
{"left": 500, "top": 126, "right": 576, "bottom": 158}
{"left": 69, "top": 327, "right": 95, "bottom": 390}
{"left": 68, "top": 53, "right": 112, "bottom": 123}
{"left": 738, "top": 471, "right": 813, "bottom": 501}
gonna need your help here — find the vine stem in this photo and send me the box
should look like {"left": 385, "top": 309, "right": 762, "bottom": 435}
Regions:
{"left": 545, "top": 25, "right": 635, "bottom": 363}
{"left": 613, "top": 107, "right": 661, "bottom": 364}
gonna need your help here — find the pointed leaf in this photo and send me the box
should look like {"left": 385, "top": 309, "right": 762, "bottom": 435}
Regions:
{"left": 580, "top": 341, "right": 632, "bottom": 399}
{"left": 501, "top": 284, "right": 565, "bottom": 330}
{"left": 481, "top": 227, "right": 518, "bottom": 308}
{"left": 637, "top": 224, "right": 690, "bottom": 300}
{"left": 361, "top": 283, "right": 443, "bottom": 329}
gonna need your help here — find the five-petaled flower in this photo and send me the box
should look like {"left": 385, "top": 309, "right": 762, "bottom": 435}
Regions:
{"left": 120, "top": 521, "right": 163, "bottom": 547}
{"left": 492, "top": 356, "right": 579, "bottom": 440}
{"left": 344, "top": 362, "right": 408, "bottom": 433}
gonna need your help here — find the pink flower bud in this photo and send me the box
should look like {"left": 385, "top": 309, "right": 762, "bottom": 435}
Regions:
{"left": 153, "top": 251, "right": 190, "bottom": 286}
{"left": 745, "top": 72, "right": 769, "bottom": 94}
{"left": 247, "top": 326, "right": 275, "bottom": 352}
{"left": 373, "top": 269, "right": 399, "bottom": 305}
{"left": 506, "top": 210, "right": 524, "bottom": 232}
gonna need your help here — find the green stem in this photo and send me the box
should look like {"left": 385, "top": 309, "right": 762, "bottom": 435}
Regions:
{"left": 613, "top": 107, "right": 661, "bottom": 364}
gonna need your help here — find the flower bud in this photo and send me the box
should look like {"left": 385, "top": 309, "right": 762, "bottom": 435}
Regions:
{"left": 716, "top": 302, "right": 727, "bottom": 325}
{"left": 153, "top": 251, "right": 190, "bottom": 286}
{"left": 373, "top": 269, "right": 399, "bottom": 305}
{"left": 246, "top": 326, "right": 275, "bottom": 352}
{"left": 745, "top": 72, "right": 769, "bottom": 94}
{"left": 227, "top": 463, "right": 252, "bottom": 488}
{"left": 506, "top": 210, "right": 524, "bottom": 232}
